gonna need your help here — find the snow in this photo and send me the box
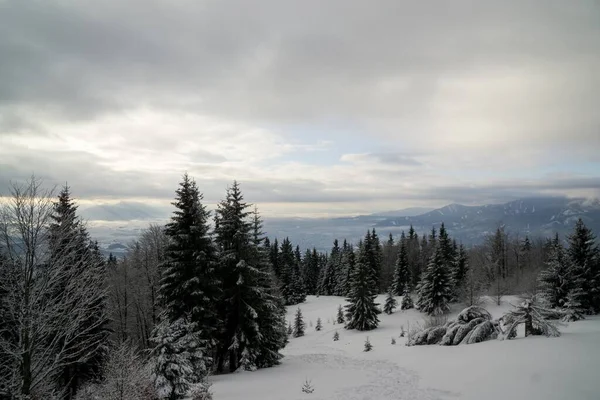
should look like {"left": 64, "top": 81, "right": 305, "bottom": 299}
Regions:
{"left": 211, "top": 295, "right": 600, "bottom": 400}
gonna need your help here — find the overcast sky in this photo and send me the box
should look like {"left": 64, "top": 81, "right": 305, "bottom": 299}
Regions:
{"left": 1, "top": 0, "right": 599, "bottom": 217}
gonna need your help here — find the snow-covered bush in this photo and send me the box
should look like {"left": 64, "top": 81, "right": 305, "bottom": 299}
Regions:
{"left": 407, "top": 305, "right": 500, "bottom": 347}
{"left": 501, "top": 295, "right": 562, "bottom": 339}
{"left": 189, "top": 381, "right": 213, "bottom": 400}
{"left": 74, "top": 341, "right": 155, "bottom": 400}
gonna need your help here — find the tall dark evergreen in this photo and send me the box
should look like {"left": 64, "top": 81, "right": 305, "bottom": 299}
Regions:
{"left": 383, "top": 288, "right": 397, "bottom": 315}
{"left": 416, "top": 245, "right": 452, "bottom": 315}
{"left": 538, "top": 235, "right": 572, "bottom": 309}
{"left": 48, "top": 186, "right": 110, "bottom": 398}
{"left": 279, "top": 237, "right": 306, "bottom": 305}
{"left": 452, "top": 244, "right": 469, "bottom": 298}
{"left": 392, "top": 236, "right": 411, "bottom": 296}
{"left": 345, "top": 244, "right": 380, "bottom": 331}
{"left": 248, "top": 208, "right": 288, "bottom": 369}
{"left": 303, "top": 248, "right": 321, "bottom": 295}
{"left": 155, "top": 174, "right": 219, "bottom": 382}
{"left": 566, "top": 219, "right": 600, "bottom": 313}
{"left": 319, "top": 240, "right": 340, "bottom": 295}
{"left": 214, "top": 181, "right": 287, "bottom": 372}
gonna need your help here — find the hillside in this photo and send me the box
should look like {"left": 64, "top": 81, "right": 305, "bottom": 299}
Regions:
{"left": 211, "top": 295, "right": 600, "bottom": 400}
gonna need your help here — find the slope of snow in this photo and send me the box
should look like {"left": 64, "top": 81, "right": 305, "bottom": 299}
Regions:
{"left": 211, "top": 295, "right": 600, "bottom": 400}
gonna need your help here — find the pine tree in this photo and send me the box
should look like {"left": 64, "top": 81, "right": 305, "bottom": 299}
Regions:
{"left": 502, "top": 295, "right": 561, "bottom": 338}
{"left": 391, "top": 337, "right": 396, "bottom": 345}
{"left": 320, "top": 240, "right": 340, "bottom": 295}
{"left": 333, "top": 331, "right": 339, "bottom": 341}
{"left": 155, "top": 174, "right": 218, "bottom": 382}
{"left": 345, "top": 251, "right": 380, "bottom": 331}
{"left": 48, "top": 186, "right": 110, "bottom": 397}
{"left": 452, "top": 244, "right": 469, "bottom": 299}
{"left": 567, "top": 219, "right": 600, "bottom": 313}
{"left": 416, "top": 245, "right": 452, "bottom": 315}
{"left": 363, "top": 337, "right": 373, "bottom": 352}
{"left": 249, "top": 208, "right": 288, "bottom": 369}
{"left": 336, "top": 305, "right": 345, "bottom": 324}
{"left": 538, "top": 236, "right": 572, "bottom": 309}
{"left": 287, "top": 323, "right": 293, "bottom": 336}
{"left": 383, "top": 288, "right": 397, "bottom": 314}
{"left": 315, "top": 318, "right": 322, "bottom": 331}
{"left": 280, "top": 238, "right": 306, "bottom": 305}
{"left": 214, "top": 182, "right": 287, "bottom": 372}
{"left": 392, "top": 237, "right": 411, "bottom": 296}
{"left": 152, "top": 318, "right": 205, "bottom": 400}
{"left": 293, "top": 308, "right": 306, "bottom": 338}
{"left": 400, "top": 284, "right": 414, "bottom": 310}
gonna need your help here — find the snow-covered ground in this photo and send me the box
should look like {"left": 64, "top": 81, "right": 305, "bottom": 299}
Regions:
{"left": 212, "top": 295, "right": 600, "bottom": 400}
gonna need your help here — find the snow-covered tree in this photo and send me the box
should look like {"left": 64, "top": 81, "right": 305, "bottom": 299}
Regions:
{"left": 538, "top": 236, "right": 572, "bottom": 309}
{"left": 383, "top": 288, "right": 397, "bottom": 314}
{"left": 502, "top": 295, "right": 562, "bottom": 338}
{"left": 400, "top": 285, "right": 414, "bottom": 310}
{"left": 345, "top": 255, "right": 380, "bottom": 331}
{"left": 416, "top": 245, "right": 452, "bottom": 315}
{"left": 363, "top": 337, "right": 373, "bottom": 352}
{"left": 0, "top": 178, "right": 109, "bottom": 398}
{"left": 293, "top": 308, "right": 305, "bottom": 338}
{"left": 152, "top": 318, "right": 206, "bottom": 400}
{"left": 279, "top": 238, "right": 306, "bottom": 305}
{"left": 315, "top": 318, "right": 322, "bottom": 331}
{"left": 452, "top": 244, "right": 469, "bottom": 299}
{"left": 392, "top": 237, "right": 411, "bottom": 296}
{"left": 336, "top": 305, "right": 345, "bottom": 324}
{"left": 567, "top": 219, "right": 599, "bottom": 313}
{"left": 333, "top": 331, "right": 339, "bottom": 341}
{"left": 214, "top": 182, "right": 287, "bottom": 372}
{"left": 157, "top": 174, "right": 218, "bottom": 377}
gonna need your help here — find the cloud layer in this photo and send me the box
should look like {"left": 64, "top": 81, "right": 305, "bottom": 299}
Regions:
{"left": 1, "top": 0, "right": 599, "bottom": 217}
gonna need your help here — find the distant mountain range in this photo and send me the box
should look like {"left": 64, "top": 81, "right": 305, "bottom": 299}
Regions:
{"left": 88, "top": 197, "right": 600, "bottom": 255}
{"left": 262, "top": 197, "right": 600, "bottom": 251}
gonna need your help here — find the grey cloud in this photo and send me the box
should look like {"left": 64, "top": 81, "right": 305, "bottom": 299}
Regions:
{"left": 1, "top": 0, "right": 599, "bottom": 127}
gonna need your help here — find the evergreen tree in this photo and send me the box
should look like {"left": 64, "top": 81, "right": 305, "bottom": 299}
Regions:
{"left": 383, "top": 288, "right": 397, "bottom": 314}
{"left": 416, "top": 246, "right": 452, "bottom": 315}
{"left": 336, "top": 304, "right": 345, "bottom": 324}
{"left": 567, "top": 219, "right": 600, "bottom": 313}
{"left": 538, "top": 235, "right": 572, "bottom": 309}
{"left": 315, "top": 318, "right": 322, "bottom": 331}
{"left": 400, "top": 284, "right": 414, "bottom": 310}
{"left": 152, "top": 318, "right": 205, "bottom": 400}
{"left": 155, "top": 174, "right": 218, "bottom": 380}
{"left": 392, "top": 237, "right": 411, "bottom": 296}
{"left": 339, "top": 244, "right": 356, "bottom": 296}
{"left": 320, "top": 239, "right": 340, "bottom": 295}
{"left": 333, "top": 331, "right": 339, "bottom": 341}
{"left": 452, "top": 244, "right": 469, "bottom": 298}
{"left": 280, "top": 238, "right": 306, "bottom": 305}
{"left": 214, "top": 182, "right": 287, "bottom": 372}
{"left": 363, "top": 337, "right": 373, "bottom": 352}
{"left": 293, "top": 308, "right": 305, "bottom": 338}
{"left": 249, "top": 209, "right": 288, "bottom": 369}
{"left": 345, "top": 251, "right": 380, "bottom": 331}
{"left": 48, "top": 186, "right": 110, "bottom": 397}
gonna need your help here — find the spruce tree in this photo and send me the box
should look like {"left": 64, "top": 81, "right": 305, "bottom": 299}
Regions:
{"left": 383, "top": 288, "right": 397, "bottom": 314}
{"left": 293, "top": 308, "right": 306, "bottom": 338}
{"left": 336, "top": 304, "right": 345, "bottom": 324}
{"left": 315, "top": 318, "right": 322, "bottom": 331}
{"left": 333, "top": 331, "right": 339, "bottom": 341}
{"left": 416, "top": 245, "right": 452, "bottom": 315}
{"left": 538, "top": 236, "right": 572, "bottom": 309}
{"left": 249, "top": 209, "right": 288, "bottom": 369}
{"left": 392, "top": 237, "right": 411, "bottom": 296}
{"left": 567, "top": 219, "right": 600, "bottom": 313}
{"left": 345, "top": 252, "right": 380, "bottom": 331}
{"left": 48, "top": 186, "right": 110, "bottom": 397}
{"left": 155, "top": 174, "right": 218, "bottom": 383}
{"left": 400, "top": 284, "right": 414, "bottom": 310}
{"left": 280, "top": 238, "right": 306, "bottom": 305}
{"left": 452, "top": 244, "right": 469, "bottom": 297}
{"left": 214, "top": 182, "right": 286, "bottom": 372}
{"left": 363, "top": 337, "right": 373, "bottom": 352}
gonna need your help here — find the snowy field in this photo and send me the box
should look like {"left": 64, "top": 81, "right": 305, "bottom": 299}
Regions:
{"left": 212, "top": 295, "right": 600, "bottom": 400}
